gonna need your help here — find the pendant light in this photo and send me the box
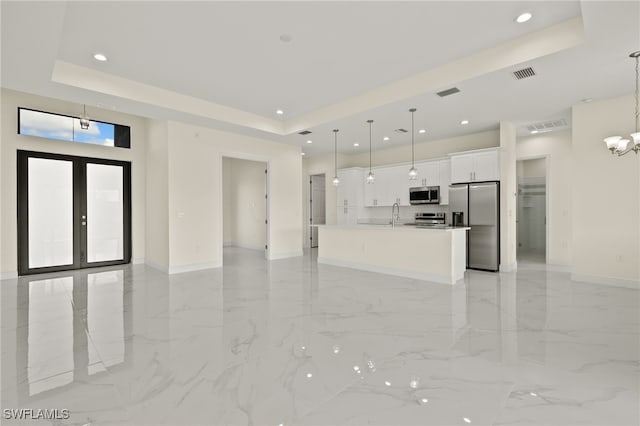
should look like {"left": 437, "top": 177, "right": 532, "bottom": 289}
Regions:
{"left": 79, "top": 104, "right": 90, "bottom": 130}
{"left": 366, "top": 119, "right": 375, "bottom": 184}
{"left": 332, "top": 129, "right": 340, "bottom": 186}
{"left": 408, "top": 108, "right": 418, "bottom": 180}
{"left": 603, "top": 51, "right": 640, "bottom": 155}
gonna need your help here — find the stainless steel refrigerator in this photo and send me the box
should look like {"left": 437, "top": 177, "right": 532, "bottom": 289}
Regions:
{"left": 449, "top": 182, "right": 500, "bottom": 271}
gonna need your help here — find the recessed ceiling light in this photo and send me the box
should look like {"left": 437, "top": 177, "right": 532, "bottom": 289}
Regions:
{"left": 460, "top": 120, "right": 469, "bottom": 125}
{"left": 531, "top": 130, "right": 539, "bottom": 134}
{"left": 301, "top": 152, "right": 305, "bottom": 156}
{"left": 516, "top": 12, "right": 532, "bottom": 23}
{"left": 353, "top": 143, "right": 359, "bottom": 147}
{"left": 306, "top": 140, "right": 312, "bottom": 144}
{"left": 383, "top": 136, "right": 389, "bottom": 141}
{"left": 581, "top": 98, "right": 593, "bottom": 103}
{"left": 418, "top": 129, "right": 426, "bottom": 134}
{"left": 276, "top": 109, "right": 284, "bottom": 115}
{"left": 93, "top": 53, "right": 107, "bottom": 62}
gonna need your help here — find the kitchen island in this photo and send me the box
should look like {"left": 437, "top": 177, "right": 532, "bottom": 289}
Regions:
{"left": 316, "top": 225, "right": 468, "bottom": 284}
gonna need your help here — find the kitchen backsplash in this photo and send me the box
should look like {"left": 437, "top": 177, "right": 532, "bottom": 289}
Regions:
{"left": 362, "top": 204, "right": 448, "bottom": 222}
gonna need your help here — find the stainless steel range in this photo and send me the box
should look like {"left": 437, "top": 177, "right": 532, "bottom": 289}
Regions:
{"left": 414, "top": 212, "right": 446, "bottom": 226}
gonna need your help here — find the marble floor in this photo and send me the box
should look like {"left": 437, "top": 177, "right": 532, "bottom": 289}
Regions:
{"left": 1, "top": 247, "right": 638, "bottom": 426}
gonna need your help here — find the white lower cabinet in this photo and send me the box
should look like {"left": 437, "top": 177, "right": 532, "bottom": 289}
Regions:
{"left": 336, "top": 205, "right": 360, "bottom": 226}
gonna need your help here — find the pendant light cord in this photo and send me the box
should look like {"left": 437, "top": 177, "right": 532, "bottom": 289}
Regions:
{"left": 635, "top": 55, "right": 639, "bottom": 133}
{"left": 368, "top": 120, "right": 373, "bottom": 173}
{"left": 333, "top": 129, "right": 338, "bottom": 176}
{"left": 410, "top": 109, "right": 415, "bottom": 168}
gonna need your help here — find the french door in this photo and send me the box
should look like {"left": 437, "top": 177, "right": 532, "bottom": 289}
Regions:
{"left": 17, "top": 150, "right": 131, "bottom": 275}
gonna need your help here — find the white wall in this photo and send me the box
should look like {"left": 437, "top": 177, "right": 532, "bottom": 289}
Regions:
{"left": 222, "top": 157, "right": 267, "bottom": 250}
{"left": 522, "top": 158, "right": 546, "bottom": 178}
{"left": 223, "top": 157, "right": 233, "bottom": 246}
{"left": 166, "top": 121, "right": 302, "bottom": 272}
{"left": 572, "top": 95, "right": 639, "bottom": 288}
{"left": 0, "top": 89, "right": 147, "bottom": 277}
{"left": 301, "top": 153, "right": 347, "bottom": 246}
{"left": 342, "top": 129, "right": 499, "bottom": 168}
{"left": 517, "top": 130, "right": 571, "bottom": 266}
{"left": 499, "top": 121, "right": 517, "bottom": 272}
{"left": 145, "top": 119, "right": 169, "bottom": 271}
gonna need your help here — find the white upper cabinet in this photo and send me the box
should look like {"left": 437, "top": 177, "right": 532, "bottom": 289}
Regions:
{"left": 364, "top": 166, "right": 398, "bottom": 207}
{"left": 438, "top": 159, "right": 451, "bottom": 205}
{"left": 336, "top": 168, "right": 363, "bottom": 206}
{"left": 450, "top": 154, "right": 474, "bottom": 183}
{"left": 473, "top": 151, "right": 500, "bottom": 182}
{"left": 450, "top": 149, "right": 499, "bottom": 183}
{"left": 417, "top": 161, "right": 440, "bottom": 188}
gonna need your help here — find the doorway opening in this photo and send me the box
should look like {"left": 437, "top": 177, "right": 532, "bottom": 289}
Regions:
{"left": 309, "top": 174, "right": 326, "bottom": 249}
{"left": 17, "top": 150, "right": 132, "bottom": 275}
{"left": 222, "top": 157, "right": 268, "bottom": 262}
{"left": 516, "top": 157, "right": 547, "bottom": 264}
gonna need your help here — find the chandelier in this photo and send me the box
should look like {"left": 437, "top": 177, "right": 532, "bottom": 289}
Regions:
{"left": 603, "top": 51, "right": 640, "bottom": 155}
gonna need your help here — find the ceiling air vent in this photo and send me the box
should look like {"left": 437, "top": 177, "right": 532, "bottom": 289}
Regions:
{"left": 394, "top": 128, "right": 408, "bottom": 133}
{"left": 526, "top": 118, "right": 568, "bottom": 132}
{"left": 512, "top": 67, "right": 536, "bottom": 80}
{"left": 436, "top": 87, "right": 460, "bottom": 97}
{"left": 298, "top": 130, "right": 312, "bottom": 135}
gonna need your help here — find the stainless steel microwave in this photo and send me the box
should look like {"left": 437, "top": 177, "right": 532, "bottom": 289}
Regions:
{"left": 409, "top": 186, "right": 440, "bottom": 205}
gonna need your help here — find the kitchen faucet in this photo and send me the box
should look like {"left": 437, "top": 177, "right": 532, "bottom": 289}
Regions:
{"left": 391, "top": 202, "right": 400, "bottom": 228}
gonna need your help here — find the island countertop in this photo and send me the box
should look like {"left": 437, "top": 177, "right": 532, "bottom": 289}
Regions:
{"left": 314, "top": 224, "right": 470, "bottom": 232}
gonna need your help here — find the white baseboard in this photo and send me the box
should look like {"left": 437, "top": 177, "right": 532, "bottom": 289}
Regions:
{"left": 132, "top": 258, "right": 145, "bottom": 265}
{"left": 269, "top": 250, "right": 304, "bottom": 260}
{"left": 145, "top": 259, "right": 169, "bottom": 273}
{"left": 500, "top": 262, "right": 517, "bottom": 272}
{"left": 571, "top": 273, "right": 640, "bottom": 290}
{"left": 543, "top": 263, "right": 571, "bottom": 272}
{"left": 317, "top": 256, "right": 459, "bottom": 285}
{"left": 1, "top": 271, "right": 18, "bottom": 280}
{"left": 231, "top": 243, "right": 265, "bottom": 251}
{"left": 168, "top": 261, "right": 222, "bottom": 275}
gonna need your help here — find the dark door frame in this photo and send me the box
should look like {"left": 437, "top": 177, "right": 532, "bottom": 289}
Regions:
{"left": 17, "top": 150, "right": 132, "bottom": 275}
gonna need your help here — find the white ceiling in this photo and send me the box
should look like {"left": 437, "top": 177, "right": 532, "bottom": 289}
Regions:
{"left": 2, "top": 1, "right": 639, "bottom": 156}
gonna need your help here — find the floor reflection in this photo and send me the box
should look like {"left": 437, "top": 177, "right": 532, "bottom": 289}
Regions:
{"left": 0, "top": 248, "right": 637, "bottom": 426}
{"left": 4, "top": 267, "right": 140, "bottom": 408}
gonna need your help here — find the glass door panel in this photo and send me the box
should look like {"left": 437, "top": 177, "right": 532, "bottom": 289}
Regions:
{"left": 27, "top": 157, "right": 74, "bottom": 269}
{"left": 86, "top": 163, "right": 124, "bottom": 263}
{"left": 18, "top": 151, "right": 131, "bottom": 275}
